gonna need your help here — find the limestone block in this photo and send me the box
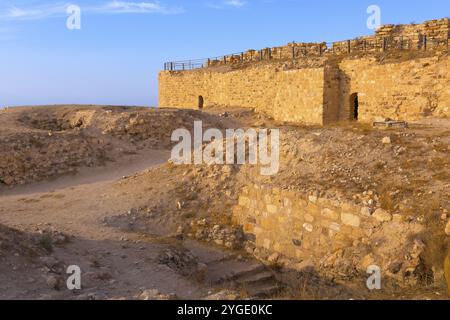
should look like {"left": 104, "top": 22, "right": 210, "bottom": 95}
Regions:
{"left": 263, "top": 239, "right": 272, "bottom": 250}
{"left": 372, "top": 208, "right": 393, "bottom": 222}
{"left": 304, "top": 214, "right": 315, "bottom": 223}
{"left": 266, "top": 204, "right": 278, "bottom": 214}
{"left": 322, "top": 208, "right": 339, "bottom": 220}
{"left": 341, "top": 212, "right": 361, "bottom": 228}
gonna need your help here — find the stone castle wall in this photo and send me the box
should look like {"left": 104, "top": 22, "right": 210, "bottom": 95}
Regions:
{"left": 159, "top": 18, "right": 450, "bottom": 125}
{"left": 232, "top": 184, "right": 426, "bottom": 281}
{"left": 159, "top": 55, "right": 449, "bottom": 124}
{"left": 159, "top": 64, "right": 326, "bottom": 124}
{"left": 337, "top": 55, "right": 449, "bottom": 122}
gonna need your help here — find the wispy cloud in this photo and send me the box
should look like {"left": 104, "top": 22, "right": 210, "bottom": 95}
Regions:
{"left": 205, "top": 0, "right": 248, "bottom": 9}
{"left": 224, "top": 0, "right": 247, "bottom": 8}
{"left": 93, "top": 1, "right": 184, "bottom": 15}
{"left": 1, "top": 3, "right": 68, "bottom": 20}
{"left": 0, "top": 1, "right": 183, "bottom": 21}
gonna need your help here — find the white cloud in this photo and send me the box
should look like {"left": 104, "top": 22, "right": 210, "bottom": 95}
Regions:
{"left": 95, "top": 1, "right": 184, "bottom": 14}
{"left": 1, "top": 3, "right": 68, "bottom": 20}
{"left": 224, "top": 0, "right": 247, "bottom": 7}
{"left": 0, "top": 1, "right": 183, "bottom": 21}
{"left": 205, "top": 0, "right": 248, "bottom": 10}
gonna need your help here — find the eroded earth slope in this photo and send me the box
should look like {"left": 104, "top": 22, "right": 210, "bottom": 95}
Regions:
{"left": 0, "top": 105, "right": 449, "bottom": 299}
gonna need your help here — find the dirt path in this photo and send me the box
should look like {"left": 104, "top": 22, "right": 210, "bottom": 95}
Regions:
{"left": 0, "top": 149, "right": 252, "bottom": 300}
{"left": 0, "top": 149, "right": 170, "bottom": 197}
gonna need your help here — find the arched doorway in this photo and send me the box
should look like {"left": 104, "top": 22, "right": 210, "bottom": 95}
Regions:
{"left": 198, "top": 96, "right": 204, "bottom": 110}
{"left": 350, "top": 93, "right": 359, "bottom": 120}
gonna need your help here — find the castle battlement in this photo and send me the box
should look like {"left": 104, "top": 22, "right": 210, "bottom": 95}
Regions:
{"left": 164, "top": 18, "right": 449, "bottom": 71}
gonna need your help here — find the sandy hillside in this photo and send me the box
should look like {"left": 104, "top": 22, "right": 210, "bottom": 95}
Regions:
{"left": 0, "top": 105, "right": 449, "bottom": 300}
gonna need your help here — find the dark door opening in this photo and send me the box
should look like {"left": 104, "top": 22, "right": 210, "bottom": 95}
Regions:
{"left": 198, "top": 96, "right": 204, "bottom": 110}
{"left": 350, "top": 93, "right": 359, "bottom": 120}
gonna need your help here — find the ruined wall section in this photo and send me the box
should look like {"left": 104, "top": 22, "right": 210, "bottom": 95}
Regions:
{"left": 159, "top": 64, "right": 326, "bottom": 124}
{"left": 233, "top": 184, "right": 427, "bottom": 282}
{"left": 207, "top": 19, "right": 449, "bottom": 66}
{"left": 332, "top": 18, "right": 450, "bottom": 54}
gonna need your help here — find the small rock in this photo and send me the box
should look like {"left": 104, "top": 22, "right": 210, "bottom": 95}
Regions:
{"left": 267, "top": 252, "right": 280, "bottom": 263}
{"left": 360, "top": 207, "right": 371, "bottom": 217}
{"left": 139, "top": 289, "right": 160, "bottom": 300}
{"left": 224, "top": 241, "right": 234, "bottom": 249}
{"left": 295, "top": 259, "right": 315, "bottom": 273}
{"left": 302, "top": 223, "right": 313, "bottom": 232}
{"left": 46, "top": 275, "right": 62, "bottom": 290}
{"left": 372, "top": 208, "right": 392, "bottom": 222}
{"left": 245, "top": 242, "right": 255, "bottom": 254}
{"left": 76, "top": 291, "right": 108, "bottom": 300}
{"left": 382, "top": 137, "right": 391, "bottom": 144}
{"left": 204, "top": 290, "right": 238, "bottom": 300}
{"left": 139, "top": 289, "right": 177, "bottom": 300}
{"left": 445, "top": 219, "right": 450, "bottom": 236}
{"left": 341, "top": 213, "right": 361, "bottom": 227}
{"left": 361, "top": 254, "right": 375, "bottom": 270}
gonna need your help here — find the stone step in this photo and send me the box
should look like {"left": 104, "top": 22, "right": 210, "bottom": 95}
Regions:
{"left": 208, "top": 261, "right": 267, "bottom": 283}
{"left": 236, "top": 271, "right": 274, "bottom": 285}
{"left": 227, "top": 263, "right": 267, "bottom": 281}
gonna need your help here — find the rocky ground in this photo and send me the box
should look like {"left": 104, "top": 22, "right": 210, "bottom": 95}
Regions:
{"left": 0, "top": 105, "right": 448, "bottom": 300}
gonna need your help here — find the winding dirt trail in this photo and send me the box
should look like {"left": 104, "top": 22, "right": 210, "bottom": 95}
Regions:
{"left": 0, "top": 105, "right": 281, "bottom": 300}
{"left": 0, "top": 149, "right": 233, "bottom": 299}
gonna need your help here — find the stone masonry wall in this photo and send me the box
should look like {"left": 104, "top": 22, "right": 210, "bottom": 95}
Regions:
{"left": 159, "top": 64, "right": 326, "bottom": 124}
{"left": 336, "top": 55, "right": 450, "bottom": 122}
{"left": 233, "top": 184, "right": 378, "bottom": 262}
{"left": 232, "top": 184, "right": 428, "bottom": 282}
{"left": 159, "top": 54, "right": 449, "bottom": 124}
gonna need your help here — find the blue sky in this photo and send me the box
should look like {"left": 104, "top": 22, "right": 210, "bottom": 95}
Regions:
{"left": 0, "top": 0, "right": 448, "bottom": 107}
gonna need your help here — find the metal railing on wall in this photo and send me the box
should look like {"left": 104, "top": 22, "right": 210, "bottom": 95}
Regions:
{"left": 163, "top": 51, "right": 250, "bottom": 71}
{"left": 163, "top": 35, "right": 449, "bottom": 71}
